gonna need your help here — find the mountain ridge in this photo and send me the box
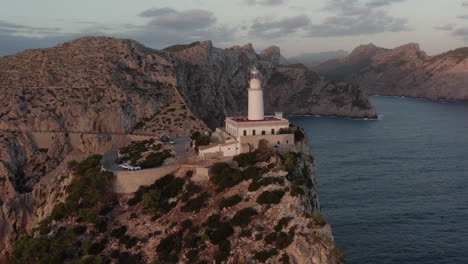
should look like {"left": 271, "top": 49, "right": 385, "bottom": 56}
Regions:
{"left": 315, "top": 43, "right": 468, "bottom": 100}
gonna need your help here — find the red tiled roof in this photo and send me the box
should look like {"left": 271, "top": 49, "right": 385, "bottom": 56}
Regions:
{"left": 230, "top": 116, "right": 282, "bottom": 122}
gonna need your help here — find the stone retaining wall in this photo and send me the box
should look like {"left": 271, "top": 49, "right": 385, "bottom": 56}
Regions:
{"left": 113, "top": 164, "right": 180, "bottom": 193}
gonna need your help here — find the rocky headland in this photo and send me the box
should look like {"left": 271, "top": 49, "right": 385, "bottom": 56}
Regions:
{"left": 0, "top": 36, "right": 357, "bottom": 262}
{"left": 314, "top": 43, "right": 468, "bottom": 100}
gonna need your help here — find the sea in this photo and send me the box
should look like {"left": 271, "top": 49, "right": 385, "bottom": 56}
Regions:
{"left": 289, "top": 96, "right": 468, "bottom": 264}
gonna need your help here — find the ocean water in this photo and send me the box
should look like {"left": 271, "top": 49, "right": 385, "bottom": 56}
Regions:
{"left": 289, "top": 96, "right": 468, "bottom": 264}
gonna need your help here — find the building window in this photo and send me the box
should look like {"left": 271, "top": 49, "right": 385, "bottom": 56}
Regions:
{"left": 277, "top": 141, "right": 280, "bottom": 144}
{"left": 271, "top": 129, "right": 275, "bottom": 134}
{"left": 262, "top": 131, "right": 266, "bottom": 135}
{"left": 253, "top": 130, "right": 256, "bottom": 135}
{"left": 286, "top": 140, "right": 289, "bottom": 144}
{"left": 243, "top": 130, "right": 247, "bottom": 136}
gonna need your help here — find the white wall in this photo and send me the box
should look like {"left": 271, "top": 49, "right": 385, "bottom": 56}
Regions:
{"left": 248, "top": 89, "right": 264, "bottom": 121}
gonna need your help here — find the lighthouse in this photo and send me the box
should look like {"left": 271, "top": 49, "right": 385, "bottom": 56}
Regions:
{"left": 198, "top": 66, "right": 294, "bottom": 158}
{"left": 247, "top": 68, "right": 265, "bottom": 121}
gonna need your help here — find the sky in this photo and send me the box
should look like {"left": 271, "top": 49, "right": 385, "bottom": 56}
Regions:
{"left": 1, "top": 0, "right": 468, "bottom": 57}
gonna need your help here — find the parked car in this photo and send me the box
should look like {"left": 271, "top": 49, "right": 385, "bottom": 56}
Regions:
{"left": 118, "top": 164, "right": 141, "bottom": 171}
{"left": 169, "top": 140, "right": 176, "bottom": 145}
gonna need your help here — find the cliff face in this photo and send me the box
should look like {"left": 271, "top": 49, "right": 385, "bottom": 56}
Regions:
{"left": 5, "top": 140, "right": 343, "bottom": 264}
{"left": 0, "top": 37, "right": 350, "bottom": 261}
{"left": 315, "top": 43, "right": 468, "bottom": 100}
{"left": 172, "top": 40, "right": 377, "bottom": 128}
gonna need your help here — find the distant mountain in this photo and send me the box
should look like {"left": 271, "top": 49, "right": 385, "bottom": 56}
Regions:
{"left": 289, "top": 50, "right": 349, "bottom": 68}
{"left": 315, "top": 43, "right": 468, "bottom": 100}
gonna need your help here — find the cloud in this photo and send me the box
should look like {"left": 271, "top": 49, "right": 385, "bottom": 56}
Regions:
{"left": 0, "top": 19, "right": 60, "bottom": 35}
{"left": 457, "top": 14, "right": 468, "bottom": 19}
{"left": 138, "top": 8, "right": 216, "bottom": 31}
{"left": 246, "top": 0, "right": 286, "bottom": 6}
{"left": 463, "top": 1, "right": 468, "bottom": 7}
{"left": 0, "top": 7, "right": 237, "bottom": 56}
{"left": 434, "top": 24, "right": 456, "bottom": 31}
{"left": 366, "top": 0, "right": 406, "bottom": 7}
{"left": 306, "top": 0, "right": 409, "bottom": 37}
{"left": 249, "top": 15, "right": 310, "bottom": 39}
{"left": 452, "top": 27, "right": 468, "bottom": 40}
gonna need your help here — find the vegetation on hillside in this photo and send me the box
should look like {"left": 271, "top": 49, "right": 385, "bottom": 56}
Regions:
{"left": 7, "top": 154, "right": 117, "bottom": 264}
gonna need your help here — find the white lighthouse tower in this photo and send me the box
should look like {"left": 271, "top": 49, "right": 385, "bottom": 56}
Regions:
{"left": 248, "top": 68, "right": 265, "bottom": 121}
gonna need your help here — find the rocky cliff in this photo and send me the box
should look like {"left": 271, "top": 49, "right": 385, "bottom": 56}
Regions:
{"left": 171, "top": 40, "right": 377, "bottom": 127}
{"left": 4, "top": 140, "right": 343, "bottom": 264}
{"left": 0, "top": 36, "right": 355, "bottom": 261}
{"left": 315, "top": 43, "right": 468, "bottom": 100}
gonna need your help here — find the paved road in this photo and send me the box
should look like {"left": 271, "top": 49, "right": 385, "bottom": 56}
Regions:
{"left": 102, "top": 136, "right": 193, "bottom": 172}
{"left": 0, "top": 129, "right": 167, "bottom": 137}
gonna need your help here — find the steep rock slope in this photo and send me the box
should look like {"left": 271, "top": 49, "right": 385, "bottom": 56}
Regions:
{"left": 0, "top": 36, "right": 368, "bottom": 259}
{"left": 5, "top": 143, "right": 343, "bottom": 264}
{"left": 0, "top": 37, "right": 208, "bottom": 260}
{"left": 315, "top": 43, "right": 468, "bottom": 100}
{"left": 170, "top": 40, "right": 377, "bottom": 128}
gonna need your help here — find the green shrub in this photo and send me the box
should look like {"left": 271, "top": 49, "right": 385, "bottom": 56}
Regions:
{"left": 231, "top": 207, "right": 257, "bottom": 227}
{"left": 218, "top": 194, "right": 242, "bottom": 210}
{"left": 195, "top": 135, "right": 210, "bottom": 147}
{"left": 73, "top": 225, "right": 87, "bottom": 235}
{"left": 312, "top": 213, "right": 327, "bottom": 227}
{"left": 233, "top": 152, "right": 258, "bottom": 167}
{"left": 290, "top": 185, "right": 305, "bottom": 197}
{"left": 72, "top": 154, "right": 103, "bottom": 175}
{"left": 204, "top": 214, "right": 221, "bottom": 228}
{"left": 242, "top": 166, "right": 262, "bottom": 180}
{"left": 67, "top": 160, "right": 78, "bottom": 169}
{"left": 186, "top": 249, "right": 199, "bottom": 263}
{"left": 206, "top": 222, "right": 234, "bottom": 244}
{"left": 257, "top": 190, "right": 285, "bottom": 205}
{"left": 111, "top": 226, "right": 127, "bottom": 239}
{"left": 156, "top": 233, "right": 183, "bottom": 263}
{"left": 240, "top": 229, "right": 252, "bottom": 237}
{"left": 181, "top": 192, "right": 210, "bottom": 212}
{"left": 79, "top": 208, "right": 98, "bottom": 224}
{"left": 274, "top": 217, "right": 293, "bottom": 232}
{"left": 190, "top": 131, "right": 201, "bottom": 140}
{"left": 129, "top": 174, "right": 184, "bottom": 214}
{"left": 264, "top": 232, "right": 277, "bottom": 244}
{"left": 87, "top": 240, "right": 106, "bottom": 255}
{"left": 7, "top": 235, "right": 75, "bottom": 264}
{"left": 182, "top": 181, "right": 203, "bottom": 201}
{"left": 214, "top": 240, "right": 231, "bottom": 264}
{"left": 253, "top": 249, "right": 278, "bottom": 263}
{"left": 140, "top": 150, "right": 172, "bottom": 168}
{"left": 209, "top": 163, "right": 245, "bottom": 190}
{"left": 116, "top": 252, "right": 143, "bottom": 264}
{"left": 248, "top": 181, "right": 261, "bottom": 192}
{"left": 255, "top": 233, "right": 263, "bottom": 241}
{"left": 181, "top": 219, "right": 193, "bottom": 231}
{"left": 281, "top": 152, "right": 298, "bottom": 172}
{"left": 183, "top": 234, "right": 201, "bottom": 249}
{"left": 152, "top": 144, "right": 162, "bottom": 151}
{"left": 276, "top": 231, "right": 294, "bottom": 249}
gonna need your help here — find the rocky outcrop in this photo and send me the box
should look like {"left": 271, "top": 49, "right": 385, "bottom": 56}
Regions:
{"left": 315, "top": 43, "right": 468, "bottom": 100}
{"left": 171, "top": 40, "right": 377, "bottom": 128}
{"left": 0, "top": 36, "right": 357, "bottom": 260}
{"left": 5, "top": 138, "right": 343, "bottom": 264}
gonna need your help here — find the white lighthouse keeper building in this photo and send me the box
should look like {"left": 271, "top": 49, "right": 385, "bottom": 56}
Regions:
{"left": 199, "top": 67, "right": 294, "bottom": 158}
